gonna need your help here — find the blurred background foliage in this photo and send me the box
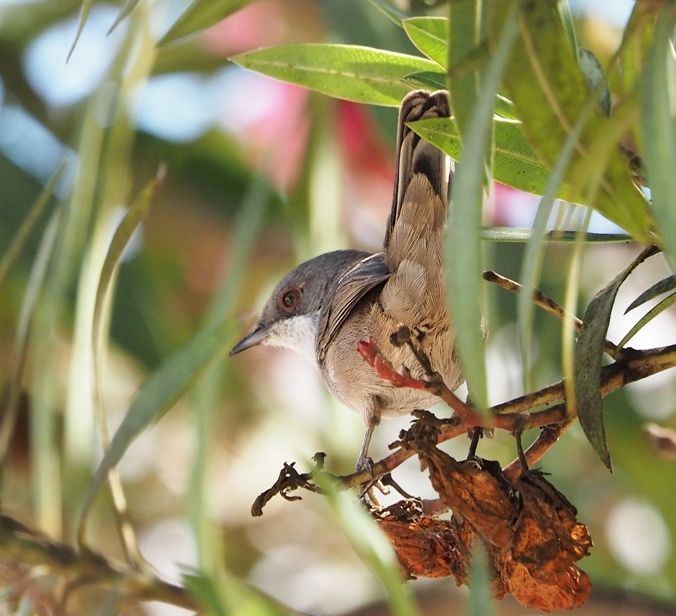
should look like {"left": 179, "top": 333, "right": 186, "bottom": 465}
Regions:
{"left": 1, "top": 0, "right": 676, "bottom": 614}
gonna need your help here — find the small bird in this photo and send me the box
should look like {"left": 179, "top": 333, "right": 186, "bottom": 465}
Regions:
{"left": 230, "top": 90, "right": 463, "bottom": 468}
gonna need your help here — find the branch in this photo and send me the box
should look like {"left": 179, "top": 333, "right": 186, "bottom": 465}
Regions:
{"left": 0, "top": 514, "right": 198, "bottom": 611}
{"left": 341, "top": 343, "right": 676, "bottom": 489}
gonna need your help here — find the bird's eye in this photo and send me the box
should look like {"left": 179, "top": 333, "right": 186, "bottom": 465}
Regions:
{"left": 278, "top": 287, "right": 302, "bottom": 312}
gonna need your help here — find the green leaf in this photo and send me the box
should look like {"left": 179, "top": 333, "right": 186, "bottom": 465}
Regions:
{"left": 67, "top": 0, "right": 94, "bottom": 61}
{"left": 641, "top": 7, "right": 676, "bottom": 265}
{"left": 492, "top": 0, "right": 652, "bottom": 242}
{"left": 0, "top": 210, "right": 62, "bottom": 471}
{"left": 410, "top": 117, "right": 550, "bottom": 196}
{"left": 366, "top": 0, "right": 406, "bottom": 26}
{"left": 625, "top": 275, "right": 676, "bottom": 314}
{"left": 92, "top": 166, "right": 165, "bottom": 355}
{"left": 518, "top": 97, "right": 597, "bottom": 391}
{"left": 447, "top": 1, "right": 483, "bottom": 142}
{"left": 403, "top": 17, "right": 447, "bottom": 67}
{"left": 558, "top": 0, "right": 578, "bottom": 56}
{"left": 619, "top": 291, "right": 676, "bottom": 349}
{"left": 480, "top": 228, "right": 630, "bottom": 243}
{"left": 574, "top": 246, "right": 658, "bottom": 470}
{"left": 79, "top": 309, "right": 237, "bottom": 528}
{"left": 0, "top": 161, "right": 65, "bottom": 293}
{"left": 466, "top": 544, "right": 495, "bottom": 616}
{"left": 577, "top": 48, "right": 611, "bottom": 118}
{"left": 184, "top": 570, "right": 288, "bottom": 616}
{"left": 402, "top": 71, "right": 446, "bottom": 91}
{"left": 317, "top": 477, "right": 419, "bottom": 616}
{"left": 107, "top": 0, "right": 142, "bottom": 35}
{"left": 232, "top": 44, "right": 441, "bottom": 107}
{"left": 446, "top": 1, "right": 520, "bottom": 411}
{"left": 159, "top": 0, "right": 256, "bottom": 46}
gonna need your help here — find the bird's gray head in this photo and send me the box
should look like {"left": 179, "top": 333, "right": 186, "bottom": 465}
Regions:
{"left": 229, "top": 249, "right": 370, "bottom": 364}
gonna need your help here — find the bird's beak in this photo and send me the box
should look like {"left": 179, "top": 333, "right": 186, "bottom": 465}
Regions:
{"left": 229, "top": 324, "right": 270, "bottom": 356}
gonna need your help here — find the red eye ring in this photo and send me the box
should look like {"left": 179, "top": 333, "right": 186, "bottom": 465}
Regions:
{"left": 279, "top": 287, "right": 302, "bottom": 312}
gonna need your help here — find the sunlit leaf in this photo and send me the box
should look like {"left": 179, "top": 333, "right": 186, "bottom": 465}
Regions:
{"left": 518, "top": 98, "right": 597, "bottom": 392}
{"left": 232, "top": 45, "right": 442, "bottom": 107}
{"left": 641, "top": 6, "right": 676, "bottom": 265}
{"left": 446, "top": 1, "right": 520, "bottom": 411}
{"left": 402, "top": 71, "right": 446, "bottom": 90}
{"left": 574, "top": 246, "right": 658, "bottom": 470}
{"left": 411, "top": 117, "right": 549, "bottom": 197}
{"left": 492, "top": 0, "right": 652, "bottom": 242}
{"left": 159, "top": 0, "right": 256, "bottom": 46}
{"left": 366, "top": 0, "right": 406, "bottom": 26}
{"left": 625, "top": 274, "right": 676, "bottom": 313}
{"left": 447, "top": 1, "right": 482, "bottom": 142}
{"left": 619, "top": 291, "right": 676, "bottom": 349}
{"left": 403, "top": 17, "right": 447, "bottom": 67}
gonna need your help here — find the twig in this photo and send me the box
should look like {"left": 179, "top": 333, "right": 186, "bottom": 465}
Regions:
{"left": 340, "top": 343, "right": 676, "bottom": 489}
{"left": 483, "top": 270, "right": 620, "bottom": 359}
{"left": 0, "top": 514, "right": 197, "bottom": 611}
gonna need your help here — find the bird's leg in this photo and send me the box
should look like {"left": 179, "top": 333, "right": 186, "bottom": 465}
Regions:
{"left": 467, "top": 427, "right": 483, "bottom": 459}
{"left": 514, "top": 424, "right": 530, "bottom": 477}
{"left": 356, "top": 424, "right": 376, "bottom": 473}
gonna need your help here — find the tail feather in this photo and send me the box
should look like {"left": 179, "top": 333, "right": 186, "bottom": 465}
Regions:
{"left": 384, "top": 90, "right": 451, "bottom": 272}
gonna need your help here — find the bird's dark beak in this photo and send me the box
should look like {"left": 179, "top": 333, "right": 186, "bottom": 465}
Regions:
{"left": 229, "top": 325, "right": 270, "bottom": 356}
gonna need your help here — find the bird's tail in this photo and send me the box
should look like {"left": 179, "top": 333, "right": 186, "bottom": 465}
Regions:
{"left": 384, "top": 90, "right": 451, "bottom": 271}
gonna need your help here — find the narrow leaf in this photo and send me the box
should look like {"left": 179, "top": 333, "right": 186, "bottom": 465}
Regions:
{"left": 518, "top": 89, "right": 598, "bottom": 392}
{"left": 402, "top": 71, "right": 446, "bottom": 91}
{"left": 79, "top": 312, "right": 236, "bottom": 526}
{"left": 447, "top": 0, "right": 483, "bottom": 142}
{"left": 641, "top": 7, "right": 676, "bottom": 265}
{"left": 232, "top": 45, "right": 442, "bottom": 107}
{"left": 160, "top": 0, "right": 264, "bottom": 46}
{"left": 625, "top": 275, "right": 676, "bottom": 313}
{"left": 0, "top": 161, "right": 65, "bottom": 293}
{"left": 574, "top": 246, "right": 658, "bottom": 470}
{"left": 0, "top": 211, "right": 62, "bottom": 473}
{"left": 558, "top": 0, "right": 578, "bottom": 56}
{"left": 446, "top": 1, "right": 520, "bottom": 410}
{"left": 403, "top": 17, "right": 447, "bottom": 67}
{"left": 366, "top": 0, "right": 406, "bottom": 26}
{"left": 492, "top": 0, "right": 652, "bottom": 242}
{"left": 577, "top": 48, "right": 611, "bottom": 117}
{"left": 480, "top": 228, "right": 630, "bottom": 243}
{"left": 108, "top": 0, "right": 142, "bottom": 35}
{"left": 619, "top": 291, "right": 676, "bottom": 349}
{"left": 67, "top": 0, "right": 94, "bottom": 62}
{"left": 411, "top": 117, "right": 550, "bottom": 197}
{"left": 466, "top": 544, "right": 495, "bottom": 616}
{"left": 92, "top": 166, "right": 165, "bottom": 345}
{"left": 318, "top": 477, "right": 419, "bottom": 616}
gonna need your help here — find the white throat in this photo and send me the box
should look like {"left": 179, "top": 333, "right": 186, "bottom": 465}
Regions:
{"left": 262, "top": 314, "right": 319, "bottom": 368}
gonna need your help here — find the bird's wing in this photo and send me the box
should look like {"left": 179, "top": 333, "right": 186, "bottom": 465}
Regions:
{"left": 316, "top": 253, "right": 390, "bottom": 362}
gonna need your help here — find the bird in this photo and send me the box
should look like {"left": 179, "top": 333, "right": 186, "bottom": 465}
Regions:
{"left": 229, "top": 90, "right": 463, "bottom": 470}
